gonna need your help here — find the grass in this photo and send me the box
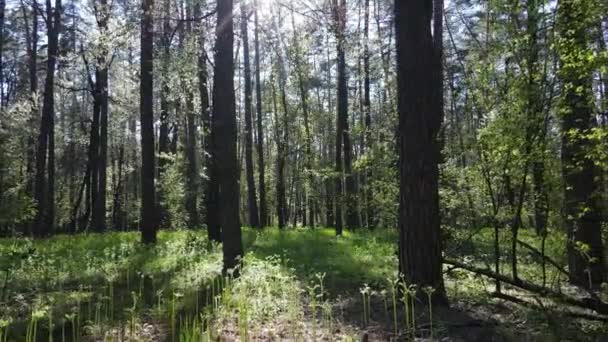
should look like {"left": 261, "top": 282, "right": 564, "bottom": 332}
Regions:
{"left": 0, "top": 226, "right": 606, "bottom": 340}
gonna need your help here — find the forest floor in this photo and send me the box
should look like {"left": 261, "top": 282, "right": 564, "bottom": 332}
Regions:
{"left": 0, "top": 227, "right": 606, "bottom": 341}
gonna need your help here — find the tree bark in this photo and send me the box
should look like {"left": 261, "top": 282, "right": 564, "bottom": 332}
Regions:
{"left": 213, "top": 0, "right": 243, "bottom": 272}
{"left": 254, "top": 0, "right": 267, "bottom": 228}
{"left": 241, "top": 1, "right": 260, "bottom": 228}
{"left": 23, "top": 0, "right": 38, "bottom": 202}
{"left": 93, "top": 0, "right": 109, "bottom": 232}
{"left": 291, "top": 12, "right": 315, "bottom": 228}
{"left": 33, "top": 0, "right": 61, "bottom": 237}
{"left": 395, "top": 0, "right": 447, "bottom": 304}
{"left": 184, "top": 0, "right": 199, "bottom": 228}
{"left": 362, "top": 0, "right": 374, "bottom": 229}
{"left": 140, "top": 0, "right": 157, "bottom": 244}
{"left": 557, "top": 0, "right": 605, "bottom": 287}
{"left": 196, "top": 4, "right": 220, "bottom": 242}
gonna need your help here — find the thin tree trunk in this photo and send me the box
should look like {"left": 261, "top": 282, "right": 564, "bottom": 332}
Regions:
{"left": 184, "top": 0, "right": 199, "bottom": 228}
{"left": 254, "top": 0, "right": 268, "bottom": 227}
{"left": 363, "top": 0, "right": 374, "bottom": 229}
{"left": 241, "top": 1, "right": 260, "bottom": 228}
{"left": 291, "top": 11, "right": 315, "bottom": 228}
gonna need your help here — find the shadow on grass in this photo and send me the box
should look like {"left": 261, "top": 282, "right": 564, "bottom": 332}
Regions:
{"left": 247, "top": 227, "right": 397, "bottom": 297}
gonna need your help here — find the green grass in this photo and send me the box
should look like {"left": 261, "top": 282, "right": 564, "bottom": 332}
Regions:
{"left": 0, "top": 227, "right": 606, "bottom": 341}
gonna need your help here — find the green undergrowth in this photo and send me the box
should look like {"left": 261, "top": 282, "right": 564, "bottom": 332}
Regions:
{"left": 0, "top": 227, "right": 606, "bottom": 341}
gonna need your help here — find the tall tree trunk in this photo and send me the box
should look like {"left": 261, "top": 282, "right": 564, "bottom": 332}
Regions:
{"left": 524, "top": 0, "right": 549, "bottom": 238}
{"left": 333, "top": 0, "right": 358, "bottom": 232}
{"left": 254, "top": 0, "right": 267, "bottom": 228}
{"left": 291, "top": 12, "right": 315, "bottom": 228}
{"left": 140, "top": 0, "right": 157, "bottom": 244}
{"left": 94, "top": 0, "right": 109, "bottom": 232}
{"left": 213, "top": 0, "right": 243, "bottom": 272}
{"left": 196, "top": 2, "right": 219, "bottom": 242}
{"left": 271, "top": 69, "right": 287, "bottom": 230}
{"left": 395, "top": 0, "right": 447, "bottom": 304}
{"left": 184, "top": 0, "right": 199, "bottom": 228}
{"left": 33, "top": 0, "right": 61, "bottom": 237}
{"left": 24, "top": 0, "right": 38, "bottom": 207}
{"left": 241, "top": 1, "right": 260, "bottom": 228}
{"left": 557, "top": 0, "right": 605, "bottom": 287}
{"left": 88, "top": 81, "right": 100, "bottom": 231}
{"left": 362, "top": 0, "right": 374, "bottom": 229}
{"left": 158, "top": 0, "right": 171, "bottom": 173}
{"left": 332, "top": 0, "right": 344, "bottom": 235}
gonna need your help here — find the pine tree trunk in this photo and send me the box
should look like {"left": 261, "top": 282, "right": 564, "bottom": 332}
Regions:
{"left": 395, "top": 0, "right": 447, "bottom": 305}
{"left": 213, "top": 0, "right": 242, "bottom": 272}
{"left": 241, "top": 1, "right": 260, "bottom": 228}
{"left": 94, "top": 0, "right": 109, "bottom": 232}
{"left": 140, "top": 0, "right": 157, "bottom": 244}
{"left": 33, "top": 0, "right": 61, "bottom": 237}
{"left": 557, "top": 0, "right": 605, "bottom": 287}
{"left": 25, "top": 0, "right": 38, "bottom": 202}
{"left": 254, "top": 1, "right": 268, "bottom": 227}
{"left": 362, "top": 0, "right": 374, "bottom": 229}
{"left": 184, "top": 1, "right": 199, "bottom": 228}
{"left": 196, "top": 4, "right": 220, "bottom": 242}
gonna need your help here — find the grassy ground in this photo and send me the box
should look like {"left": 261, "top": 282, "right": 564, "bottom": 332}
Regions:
{"left": 0, "top": 227, "right": 606, "bottom": 341}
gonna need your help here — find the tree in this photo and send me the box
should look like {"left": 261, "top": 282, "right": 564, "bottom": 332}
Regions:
{"left": 254, "top": 0, "right": 268, "bottom": 228}
{"left": 93, "top": 0, "right": 110, "bottom": 232}
{"left": 23, "top": 0, "right": 38, "bottom": 201}
{"left": 556, "top": 0, "right": 605, "bottom": 287}
{"left": 362, "top": 0, "right": 374, "bottom": 229}
{"left": 241, "top": 0, "right": 260, "bottom": 228}
{"left": 140, "top": 0, "right": 157, "bottom": 244}
{"left": 33, "top": 0, "right": 61, "bottom": 237}
{"left": 332, "top": 0, "right": 358, "bottom": 234}
{"left": 214, "top": 0, "right": 243, "bottom": 272}
{"left": 395, "top": 0, "right": 447, "bottom": 304}
{"left": 184, "top": 0, "right": 199, "bottom": 228}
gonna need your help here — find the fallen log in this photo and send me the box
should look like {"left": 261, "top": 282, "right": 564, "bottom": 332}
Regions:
{"left": 492, "top": 292, "right": 608, "bottom": 323}
{"left": 444, "top": 258, "right": 608, "bottom": 315}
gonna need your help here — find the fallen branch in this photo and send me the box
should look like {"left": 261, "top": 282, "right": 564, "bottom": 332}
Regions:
{"left": 515, "top": 240, "right": 605, "bottom": 304}
{"left": 444, "top": 258, "right": 608, "bottom": 315}
{"left": 492, "top": 292, "right": 608, "bottom": 323}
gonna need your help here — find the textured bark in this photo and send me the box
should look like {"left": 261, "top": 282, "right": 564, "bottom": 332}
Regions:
{"left": 158, "top": 0, "right": 171, "bottom": 174}
{"left": 557, "top": 0, "right": 605, "bottom": 287}
{"left": 213, "top": 0, "right": 243, "bottom": 272}
{"left": 88, "top": 72, "right": 100, "bottom": 232}
{"left": 33, "top": 0, "right": 61, "bottom": 237}
{"left": 184, "top": 1, "right": 199, "bottom": 228}
{"left": 271, "top": 70, "right": 287, "bottom": 230}
{"left": 241, "top": 1, "right": 260, "bottom": 228}
{"left": 362, "top": 0, "right": 374, "bottom": 229}
{"left": 395, "top": 0, "right": 447, "bottom": 304}
{"left": 24, "top": 0, "right": 38, "bottom": 201}
{"left": 93, "top": 0, "right": 109, "bottom": 232}
{"left": 140, "top": 0, "right": 157, "bottom": 244}
{"left": 332, "top": 0, "right": 358, "bottom": 232}
{"left": 196, "top": 4, "right": 220, "bottom": 242}
{"left": 525, "top": 0, "right": 549, "bottom": 237}
{"left": 291, "top": 12, "right": 315, "bottom": 228}
{"left": 332, "top": 0, "right": 344, "bottom": 235}
{"left": 254, "top": 1, "right": 268, "bottom": 227}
